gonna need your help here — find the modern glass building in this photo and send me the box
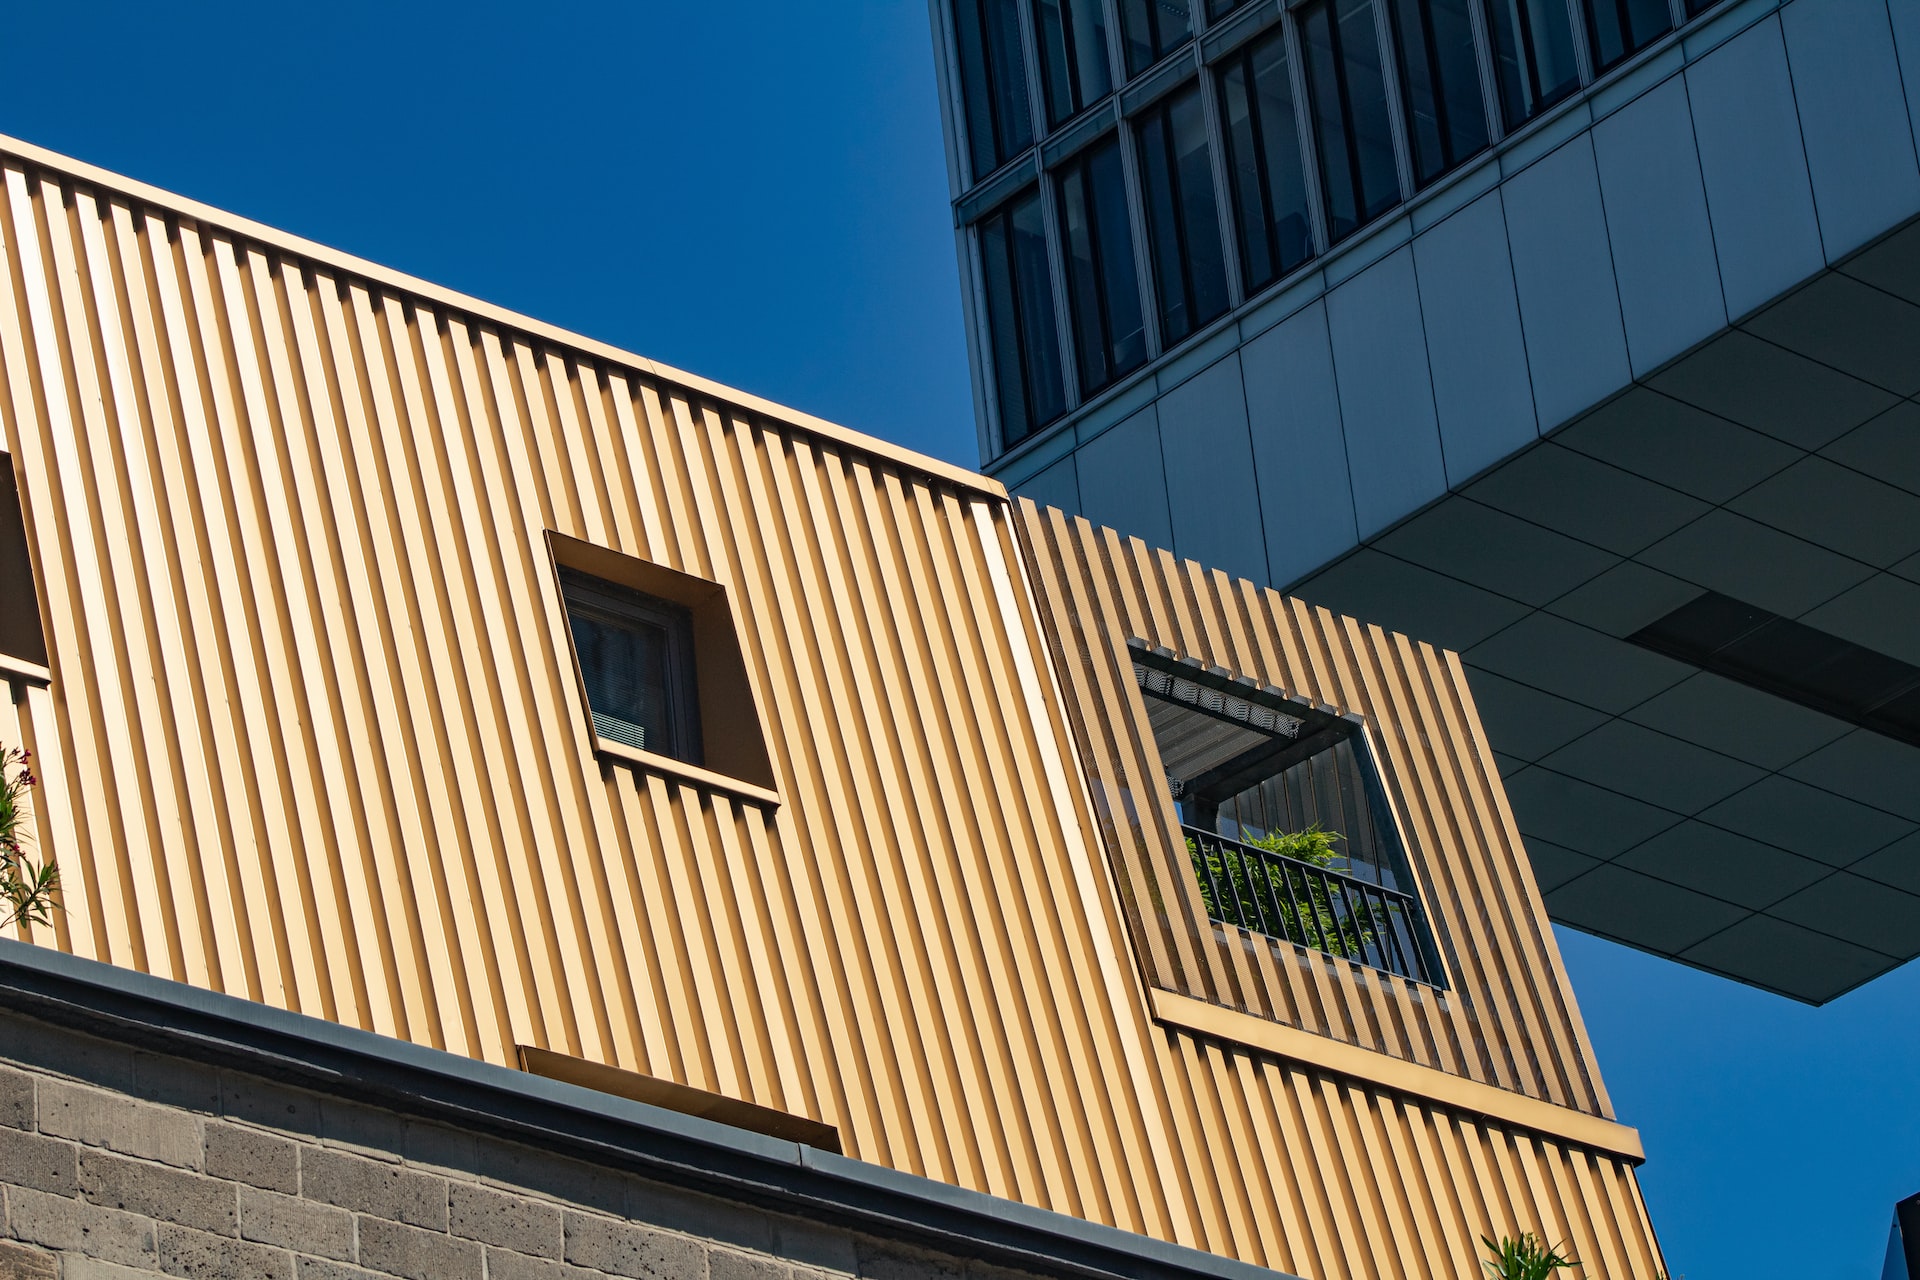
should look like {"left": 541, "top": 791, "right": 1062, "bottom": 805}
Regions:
{"left": 929, "top": 0, "right": 1920, "bottom": 1003}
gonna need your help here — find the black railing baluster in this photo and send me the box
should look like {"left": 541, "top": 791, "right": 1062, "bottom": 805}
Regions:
{"left": 1182, "top": 824, "right": 1437, "bottom": 986}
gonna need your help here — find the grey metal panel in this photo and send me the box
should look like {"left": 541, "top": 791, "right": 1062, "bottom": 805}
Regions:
{"left": 1323, "top": 247, "right": 1447, "bottom": 538}
{"left": 1013, "top": 454, "right": 1083, "bottom": 515}
{"left": 1591, "top": 78, "right": 1728, "bottom": 377}
{"left": 1239, "top": 302, "right": 1362, "bottom": 588}
{"left": 1779, "top": 0, "right": 1920, "bottom": 260}
{"left": 1501, "top": 136, "right": 1631, "bottom": 432}
{"left": 1411, "top": 193, "right": 1540, "bottom": 486}
{"left": 1686, "top": 17, "right": 1825, "bottom": 320}
{"left": 1155, "top": 354, "right": 1271, "bottom": 583}
{"left": 1074, "top": 405, "right": 1176, "bottom": 552}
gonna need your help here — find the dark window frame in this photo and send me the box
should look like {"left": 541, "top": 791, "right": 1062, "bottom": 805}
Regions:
{"left": 1056, "top": 134, "right": 1150, "bottom": 398}
{"left": 1482, "top": 0, "right": 1581, "bottom": 131}
{"left": 1583, "top": 0, "right": 1673, "bottom": 74}
{"left": 1216, "top": 27, "right": 1318, "bottom": 294}
{"left": 954, "top": 0, "right": 1036, "bottom": 182}
{"left": 977, "top": 186, "right": 1068, "bottom": 448}
{"left": 1119, "top": 0, "right": 1195, "bottom": 77}
{"left": 1387, "top": 0, "right": 1491, "bottom": 185}
{"left": 1300, "top": 0, "right": 1405, "bottom": 244}
{"left": 561, "top": 567, "right": 704, "bottom": 767}
{"left": 1135, "top": 81, "right": 1231, "bottom": 347}
{"left": 1035, "top": 0, "right": 1116, "bottom": 127}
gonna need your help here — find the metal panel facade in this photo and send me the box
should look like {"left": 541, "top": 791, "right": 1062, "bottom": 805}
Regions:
{"left": 0, "top": 137, "right": 1660, "bottom": 1277}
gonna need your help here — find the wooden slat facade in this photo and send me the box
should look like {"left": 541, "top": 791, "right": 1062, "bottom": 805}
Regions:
{"left": 0, "top": 136, "right": 1666, "bottom": 1279}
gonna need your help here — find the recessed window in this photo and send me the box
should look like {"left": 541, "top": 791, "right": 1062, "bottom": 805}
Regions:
{"left": 1135, "top": 651, "right": 1443, "bottom": 985}
{"left": 954, "top": 0, "right": 1035, "bottom": 180}
{"left": 0, "top": 458, "right": 48, "bottom": 670}
{"left": 1035, "top": 0, "right": 1116, "bottom": 126}
{"left": 1583, "top": 0, "right": 1672, "bottom": 73}
{"left": 1119, "top": 0, "right": 1193, "bottom": 77}
{"left": 1218, "top": 27, "right": 1316, "bottom": 292}
{"left": 1388, "top": 0, "right": 1489, "bottom": 185}
{"left": 550, "top": 535, "right": 776, "bottom": 800}
{"left": 1301, "top": 0, "right": 1403, "bottom": 242}
{"left": 1483, "top": 0, "right": 1578, "bottom": 130}
{"left": 562, "top": 568, "right": 702, "bottom": 764}
{"left": 979, "top": 187, "right": 1068, "bottom": 447}
{"left": 1057, "top": 133, "right": 1149, "bottom": 396}
{"left": 1136, "top": 82, "right": 1230, "bottom": 346}
{"left": 1630, "top": 591, "right": 1920, "bottom": 750}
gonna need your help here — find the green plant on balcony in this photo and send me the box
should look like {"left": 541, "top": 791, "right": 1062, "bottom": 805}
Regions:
{"left": 1, "top": 743, "right": 58, "bottom": 933}
{"left": 1480, "top": 1233, "right": 1579, "bottom": 1279}
{"left": 1186, "top": 824, "right": 1394, "bottom": 959}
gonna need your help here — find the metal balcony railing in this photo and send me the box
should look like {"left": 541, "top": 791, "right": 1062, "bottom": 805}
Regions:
{"left": 1184, "top": 825, "right": 1437, "bottom": 985}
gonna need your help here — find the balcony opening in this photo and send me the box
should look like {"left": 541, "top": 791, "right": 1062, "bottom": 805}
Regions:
{"left": 1133, "top": 648, "right": 1443, "bottom": 985}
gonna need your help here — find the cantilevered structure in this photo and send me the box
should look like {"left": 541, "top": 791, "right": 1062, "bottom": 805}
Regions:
{"left": 0, "top": 135, "right": 1663, "bottom": 1279}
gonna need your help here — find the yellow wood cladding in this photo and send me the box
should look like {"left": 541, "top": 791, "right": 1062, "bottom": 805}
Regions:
{"left": 1016, "top": 502, "right": 1613, "bottom": 1118}
{"left": 0, "top": 140, "right": 1665, "bottom": 1279}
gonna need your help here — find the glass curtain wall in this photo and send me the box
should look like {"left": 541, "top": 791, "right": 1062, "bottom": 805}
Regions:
{"left": 954, "top": 0, "right": 1035, "bottom": 178}
{"left": 1389, "top": 0, "right": 1489, "bottom": 185}
{"left": 979, "top": 190, "right": 1068, "bottom": 445}
{"left": 1057, "top": 136, "right": 1149, "bottom": 396}
{"left": 1484, "top": 0, "right": 1578, "bottom": 128}
{"left": 1036, "top": 0, "right": 1115, "bottom": 126}
{"left": 1301, "top": 0, "right": 1403, "bottom": 241}
{"left": 1584, "top": 0, "right": 1672, "bottom": 72}
{"left": 1137, "top": 83, "right": 1231, "bottom": 345}
{"left": 1207, "top": 0, "right": 1249, "bottom": 19}
{"left": 1217, "top": 29, "right": 1316, "bottom": 293}
{"left": 1119, "top": 0, "right": 1193, "bottom": 76}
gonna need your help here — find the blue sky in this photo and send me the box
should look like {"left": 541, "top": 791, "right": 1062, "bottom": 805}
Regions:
{"left": 4, "top": 4, "right": 1915, "bottom": 1277}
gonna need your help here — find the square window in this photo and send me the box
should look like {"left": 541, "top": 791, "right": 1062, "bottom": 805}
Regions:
{"left": 1134, "top": 650, "right": 1445, "bottom": 985}
{"left": 561, "top": 567, "right": 703, "bottom": 766}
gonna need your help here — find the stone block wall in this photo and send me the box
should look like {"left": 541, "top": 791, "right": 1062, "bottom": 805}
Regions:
{"left": 0, "top": 1007, "right": 1014, "bottom": 1280}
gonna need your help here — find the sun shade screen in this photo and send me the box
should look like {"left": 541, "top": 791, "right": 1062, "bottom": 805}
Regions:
{"left": 571, "top": 611, "right": 674, "bottom": 756}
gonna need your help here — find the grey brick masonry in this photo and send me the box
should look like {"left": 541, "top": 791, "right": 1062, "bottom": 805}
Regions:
{"left": 0, "top": 1007, "right": 1015, "bottom": 1280}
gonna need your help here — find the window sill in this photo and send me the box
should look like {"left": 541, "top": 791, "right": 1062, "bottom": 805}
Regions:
{"left": 1150, "top": 988, "right": 1645, "bottom": 1162}
{"left": 0, "top": 655, "right": 51, "bottom": 687}
{"left": 592, "top": 736, "right": 781, "bottom": 810}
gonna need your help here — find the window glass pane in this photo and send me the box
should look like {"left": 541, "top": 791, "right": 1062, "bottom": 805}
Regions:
{"left": 1219, "top": 29, "right": 1314, "bottom": 292}
{"left": 1390, "top": 0, "right": 1488, "bottom": 184}
{"left": 1302, "top": 0, "right": 1402, "bottom": 242}
{"left": 1484, "top": 0, "right": 1578, "bottom": 129}
{"left": 1119, "top": 0, "right": 1194, "bottom": 77}
{"left": 1058, "top": 136, "right": 1148, "bottom": 395}
{"left": 1685, "top": 0, "right": 1725, "bottom": 15}
{"left": 1207, "top": 0, "right": 1249, "bottom": 19}
{"left": 979, "top": 188, "right": 1066, "bottom": 446}
{"left": 1138, "top": 83, "right": 1229, "bottom": 345}
{"left": 955, "top": 0, "right": 1035, "bottom": 179}
{"left": 1036, "top": 0, "right": 1115, "bottom": 126}
{"left": 571, "top": 611, "right": 674, "bottom": 757}
{"left": 1585, "top": 0, "right": 1673, "bottom": 72}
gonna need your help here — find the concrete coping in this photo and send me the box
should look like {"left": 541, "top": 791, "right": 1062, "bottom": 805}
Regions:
{"left": 0, "top": 937, "right": 1299, "bottom": 1280}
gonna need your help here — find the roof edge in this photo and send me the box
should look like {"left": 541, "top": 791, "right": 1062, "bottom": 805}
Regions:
{"left": 0, "top": 132, "right": 1004, "bottom": 503}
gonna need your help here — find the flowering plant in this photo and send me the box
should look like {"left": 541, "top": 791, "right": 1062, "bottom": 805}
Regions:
{"left": 0, "top": 744, "right": 57, "bottom": 931}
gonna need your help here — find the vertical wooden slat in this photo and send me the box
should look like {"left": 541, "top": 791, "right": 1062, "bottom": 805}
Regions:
{"left": 0, "top": 142, "right": 1663, "bottom": 1280}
